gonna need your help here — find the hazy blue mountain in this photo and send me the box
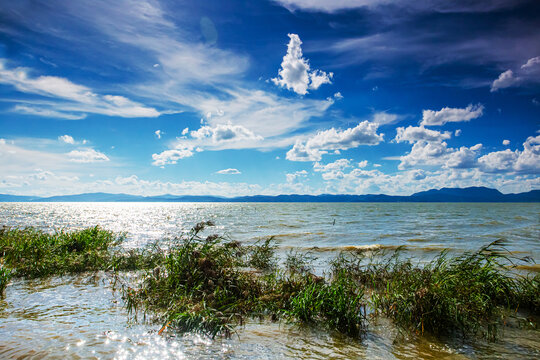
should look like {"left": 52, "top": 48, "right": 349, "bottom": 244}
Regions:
{"left": 0, "top": 187, "right": 538, "bottom": 202}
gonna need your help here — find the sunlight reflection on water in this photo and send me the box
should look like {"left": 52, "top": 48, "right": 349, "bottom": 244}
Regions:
{"left": 0, "top": 202, "right": 539, "bottom": 359}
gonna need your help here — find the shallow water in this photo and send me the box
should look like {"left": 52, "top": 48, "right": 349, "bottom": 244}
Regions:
{"left": 0, "top": 202, "right": 539, "bottom": 359}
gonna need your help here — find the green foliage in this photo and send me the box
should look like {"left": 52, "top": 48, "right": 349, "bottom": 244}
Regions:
{"left": 121, "top": 221, "right": 259, "bottom": 338}
{"left": 0, "top": 225, "right": 162, "bottom": 278}
{"left": 515, "top": 273, "right": 540, "bottom": 314}
{"left": 0, "top": 262, "right": 12, "bottom": 295}
{"left": 248, "top": 237, "right": 277, "bottom": 271}
{"left": 2, "top": 221, "right": 538, "bottom": 343}
{"left": 365, "top": 241, "right": 528, "bottom": 339}
{"left": 288, "top": 274, "right": 365, "bottom": 337}
{"left": 0, "top": 226, "right": 122, "bottom": 278}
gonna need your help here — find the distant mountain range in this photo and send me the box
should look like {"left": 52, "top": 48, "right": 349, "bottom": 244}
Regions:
{"left": 0, "top": 187, "right": 539, "bottom": 203}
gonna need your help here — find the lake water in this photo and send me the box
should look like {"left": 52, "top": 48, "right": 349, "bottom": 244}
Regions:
{"left": 0, "top": 202, "right": 539, "bottom": 359}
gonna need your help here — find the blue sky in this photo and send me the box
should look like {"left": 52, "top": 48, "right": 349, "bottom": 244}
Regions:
{"left": 0, "top": 0, "right": 539, "bottom": 196}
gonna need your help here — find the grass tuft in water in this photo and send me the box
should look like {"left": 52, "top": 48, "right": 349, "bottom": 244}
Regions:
{"left": 120, "top": 221, "right": 368, "bottom": 339}
{"left": 0, "top": 225, "right": 163, "bottom": 278}
{"left": 344, "top": 240, "right": 535, "bottom": 340}
{"left": 0, "top": 261, "right": 12, "bottom": 295}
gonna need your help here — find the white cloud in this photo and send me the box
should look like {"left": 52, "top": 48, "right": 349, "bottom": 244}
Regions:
{"left": 272, "top": 34, "right": 333, "bottom": 95}
{"left": 491, "top": 70, "right": 520, "bottom": 92}
{"left": 491, "top": 56, "right": 540, "bottom": 92}
{"left": 398, "top": 140, "right": 483, "bottom": 170}
{"left": 216, "top": 168, "right": 241, "bottom": 175}
{"left": 151, "top": 148, "right": 194, "bottom": 166}
{"left": 333, "top": 92, "right": 343, "bottom": 99}
{"left": 394, "top": 126, "right": 451, "bottom": 144}
{"left": 479, "top": 135, "right": 539, "bottom": 174}
{"left": 181, "top": 127, "right": 189, "bottom": 135}
{"left": 455, "top": 129, "right": 462, "bottom": 137}
{"left": 409, "top": 169, "right": 426, "bottom": 180}
{"left": 445, "top": 144, "right": 483, "bottom": 169}
{"left": 191, "top": 123, "right": 263, "bottom": 143}
{"left": 155, "top": 130, "right": 162, "bottom": 139}
{"left": 521, "top": 56, "right": 540, "bottom": 70}
{"left": 421, "top": 104, "right": 484, "bottom": 126}
{"left": 14, "top": 105, "right": 87, "bottom": 120}
{"left": 313, "top": 159, "right": 352, "bottom": 172}
{"left": 0, "top": 60, "right": 160, "bottom": 118}
{"left": 372, "top": 112, "right": 400, "bottom": 125}
{"left": 286, "top": 170, "right": 308, "bottom": 183}
{"left": 67, "top": 149, "right": 110, "bottom": 163}
{"left": 58, "top": 135, "right": 75, "bottom": 144}
{"left": 502, "top": 139, "right": 510, "bottom": 146}
{"left": 287, "top": 121, "right": 383, "bottom": 162}
{"left": 273, "top": 0, "right": 523, "bottom": 13}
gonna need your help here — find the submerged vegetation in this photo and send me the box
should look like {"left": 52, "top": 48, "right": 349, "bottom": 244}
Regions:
{"left": 0, "top": 222, "right": 538, "bottom": 343}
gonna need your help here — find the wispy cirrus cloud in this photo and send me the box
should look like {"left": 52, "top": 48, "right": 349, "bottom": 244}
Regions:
{"left": 0, "top": 60, "right": 160, "bottom": 119}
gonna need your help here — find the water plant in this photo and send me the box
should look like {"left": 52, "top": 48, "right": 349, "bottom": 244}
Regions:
{"left": 119, "top": 221, "right": 368, "bottom": 338}
{"left": 0, "top": 225, "right": 162, "bottom": 278}
{"left": 358, "top": 241, "right": 533, "bottom": 339}
{"left": 0, "top": 261, "right": 11, "bottom": 295}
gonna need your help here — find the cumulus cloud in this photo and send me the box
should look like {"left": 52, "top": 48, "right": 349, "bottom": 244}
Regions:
{"left": 313, "top": 159, "right": 352, "bottom": 172}
{"left": 478, "top": 135, "right": 540, "bottom": 174}
{"left": 394, "top": 126, "right": 451, "bottom": 143}
{"left": 491, "top": 56, "right": 540, "bottom": 92}
{"left": 58, "top": 135, "right": 75, "bottom": 144}
{"left": 155, "top": 130, "right": 162, "bottom": 139}
{"left": 272, "top": 34, "right": 333, "bottom": 95}
{"left": 491, "top": 70, "right": 520, "bottom": 92}
{"left": 286, "top": 170, "right": 308, "bottom": 183}
{"left": 503, "top": 139, "right": 510, "bottom": 146}
{"left": 286, "top": 121, "right": 383, "bottom": 161}
{"left": 398, "top": 141, "right": 483, "bottom": 170}
{"left": 216, "top": 168, "right": 241, "bottom": 175}
{"left": 151, "top": 147, "right": 194, "bottom": 166}
{"left": 191, "top": 123, "right": 263, "bottom": 143}
{"left": 421, "top": 104, "right": 484, "bottom": 126}
{"left": 409, "top": 169, "right": 426, "bottom": 180}
{"left": 67, "top": 149, "right": 110, "bottom": 163}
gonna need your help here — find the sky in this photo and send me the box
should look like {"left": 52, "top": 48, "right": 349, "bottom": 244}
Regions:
{"left": 0, "top": 0, "right": 539, "bottom": 197}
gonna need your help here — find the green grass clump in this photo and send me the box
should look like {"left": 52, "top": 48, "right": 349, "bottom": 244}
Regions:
{"left": 120, "top": 222, "right": 368, "bottom": 339}
{"left": 288, "top": 273, "right": 366, "bottom": 337}
{"left": 514, "top": 273, "right": 540, "bottom": 314}
{"left": 0, "top": 262, "right": 12, "bottom": 295}
{"left": 121, "top": 221, "right": 260, "bottom": 338}
{"left": 0, "top": 225, "right": 162, "bottom": 278}
{"left": 363, "top": 241, "right": 524, "bottom": 339}
{"left": 248, "top": 237, "right": 277, "bottom": 271}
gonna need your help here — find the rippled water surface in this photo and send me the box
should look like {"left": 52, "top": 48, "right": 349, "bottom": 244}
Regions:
{"left": 0, "top": 202, "right": 539, "bottom": 359}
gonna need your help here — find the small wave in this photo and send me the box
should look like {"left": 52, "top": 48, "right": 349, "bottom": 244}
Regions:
{"left": 301, "top": 244, "right": 402, "bottom": 253}
{"left": 471, "top": 220, "right": 505, "bottom": 227}
{"left": 407, "top": 238, "right": 429, "bottom": 243}
{"left": 271, "top": 232, "right": 325, "bottom": 239}
{"left": 514, "top": 264, "right": 540, "bottom": 273}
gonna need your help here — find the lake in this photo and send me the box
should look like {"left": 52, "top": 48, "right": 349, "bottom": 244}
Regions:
{"left": 0, "top": 202, "right": 539, "bottom": 359}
